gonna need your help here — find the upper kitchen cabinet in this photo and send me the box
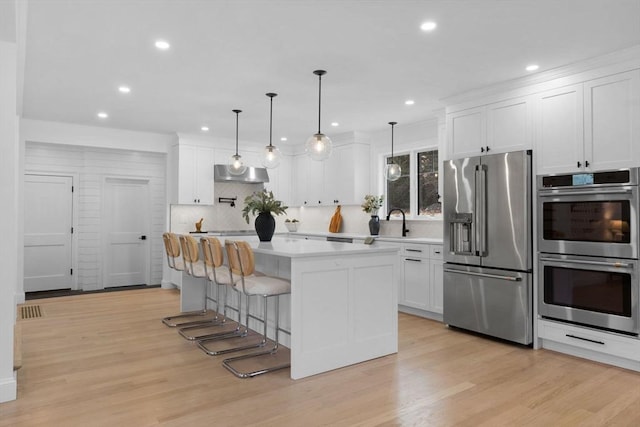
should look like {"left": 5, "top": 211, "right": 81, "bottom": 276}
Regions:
{"left": 175, "top": 144, "right": 215, "bottom": 204}
{"left": 292, "top": 143, "right": 370, "bottom": 206}
{"left": 536, "top": 70, "right": 640, "bottom": 175}
{"left": 446, "top": 96, "right": 532, "bottom": 159}
{"left": 263, "top": 154, "right": 293, "bottom": 207}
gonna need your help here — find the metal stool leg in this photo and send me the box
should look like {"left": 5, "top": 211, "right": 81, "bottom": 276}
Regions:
{"left": 222, "top": 294, "right": 290, "bottom": 378}
{"left": 197, "top": 292, "right": 268, "bottom": 356}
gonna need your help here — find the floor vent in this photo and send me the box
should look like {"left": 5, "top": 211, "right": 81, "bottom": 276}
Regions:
{"left": 20, "top": 305, "right": 44, "bottom": 320}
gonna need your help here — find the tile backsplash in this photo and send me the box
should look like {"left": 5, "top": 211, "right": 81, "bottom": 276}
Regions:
{"left": 171, "top": 184, "right": 443, "bottom": 239}
{"left": 283, "top": 205, "right": 443, "bottom": 238}
{"left": 170, "top": 182, "right": 262, "bottom": 233}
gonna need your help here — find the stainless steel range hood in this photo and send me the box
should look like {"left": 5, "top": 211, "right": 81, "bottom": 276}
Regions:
{"left": 213, "top": 164, "right": 270, "bottom": 183}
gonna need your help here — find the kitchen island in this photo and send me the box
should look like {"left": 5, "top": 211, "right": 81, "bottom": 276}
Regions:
{"left": 179, "top": 236, "right": 399, "bottom": 379}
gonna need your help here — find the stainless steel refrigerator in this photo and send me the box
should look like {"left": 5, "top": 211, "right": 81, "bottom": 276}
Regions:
{"left": 442, "top": 149, "right": 533, "bottom": 345}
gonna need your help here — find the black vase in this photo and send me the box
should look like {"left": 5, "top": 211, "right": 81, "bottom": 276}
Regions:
{"left": 369, "top": 215, "right": 380, "bottom": 236}
{"left": 255, "top": 212, "right": 276, "bottom": 242}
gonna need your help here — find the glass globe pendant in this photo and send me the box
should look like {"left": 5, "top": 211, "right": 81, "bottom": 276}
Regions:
{"left": 228, "top": 109, "right": 247, "bottom": 175}
{"left": 385, "top": 121, "right": 402, "bottom": 182}
{"left": 262, "top": 93, "right": 282, "bottom": 168}
{"left": 305, "top": 70, "right": 332, "bottom": 161}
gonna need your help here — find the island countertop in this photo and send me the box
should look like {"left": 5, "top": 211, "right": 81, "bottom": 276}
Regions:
{"left": 225, "top": 236, "right": 400, "bottom": 258}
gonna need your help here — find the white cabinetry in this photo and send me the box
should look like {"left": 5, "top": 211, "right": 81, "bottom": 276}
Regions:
{"left": 176, "top": 144, "right": 215, "bottom": 204}
{"left": 264, "top": 154, "right": 293, "bottom": 207}
{"left": 447, "top": 96, "right": 532, "bottom": 159}
{"left": 398, "top": 242, "right": 443, "bottom": 318}
{"left": 536, "top": 70, "right": 640, "bottom": 174}
{"left": 292, "top": 144, "right": 370, "bottom": 206}
{"left": 539, "top": 319, "right": 640, "bottom": 372}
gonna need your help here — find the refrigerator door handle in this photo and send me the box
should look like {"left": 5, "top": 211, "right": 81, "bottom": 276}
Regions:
{"left": 444, "top": 268, "right": 522, "bottom": 282}
{"left": 475, "top": 164, "right": 487, "bottom": 256}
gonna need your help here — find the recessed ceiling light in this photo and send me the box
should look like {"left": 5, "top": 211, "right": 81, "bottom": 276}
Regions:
{"left": 201, "top": 126, "right": 209, "bottom": 132}
{"left": 420, "top": 21, "right": 437, "bottom": 32}
{"left": 97, "top": 112, "right": 108, "bottom": 119}
{"left": 155, "top": 40, "right": 170, "bottom": 50}
{"left": 280, "top": 137, "right": 287, "bottom": 142}
{"left": 331, "top": 122, "right": 339, "bottom": 127}
{"left": 405, "top": 100, "right": 415, "bottom": 106}
{"left": 118, "top": 86, "right": 131, "bottom": 94}
{"left": 526, "top": 64, "right": 539, "bottom": 72}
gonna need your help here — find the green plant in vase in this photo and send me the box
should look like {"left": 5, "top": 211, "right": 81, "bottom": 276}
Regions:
{"left": 242, "top": 190, "right": 288, "bottom": 241}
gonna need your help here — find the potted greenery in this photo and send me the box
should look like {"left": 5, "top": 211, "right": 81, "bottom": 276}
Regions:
{"left": 361, "top": 194, "right": 384, "bottom": 235}
{"left": 242, "top": 190, "right": 288, "bottom": 241}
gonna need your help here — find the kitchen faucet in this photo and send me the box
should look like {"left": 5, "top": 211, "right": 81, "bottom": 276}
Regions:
{"left": 386, "top": 208, "right": 409, "bottom": 237}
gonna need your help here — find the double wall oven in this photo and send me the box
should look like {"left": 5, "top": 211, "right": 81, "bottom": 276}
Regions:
{"left": 537, "top": 168, "right": 639, "bottom": 336}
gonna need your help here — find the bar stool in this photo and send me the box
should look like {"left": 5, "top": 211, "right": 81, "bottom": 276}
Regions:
{"left": 221, "top": 240, "right": 291, "bottom": 378}
{"left": 178, "top": 236, "right": 238, "bottom": 341}
{"left": 161, "top": 232, "right": 213, "bottom": 328}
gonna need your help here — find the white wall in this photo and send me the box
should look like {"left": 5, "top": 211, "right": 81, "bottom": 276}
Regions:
{"left": 23, "top": 141, "right": 167, "bottom": 292}
{"left": 0, "top": 40, "right": 18, "bottom": 403}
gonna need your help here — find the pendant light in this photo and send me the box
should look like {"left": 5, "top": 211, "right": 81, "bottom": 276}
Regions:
{"left": 228, "top": 109, "right": 247, "bottom": 175}
{"left": 385, "top": 121, "right": 402, "bottom": 182}
{"left": 262, "top": 93, "right": 281, "bottom": 168}
{"left": 305, "top": 69, "right": 332, "bottom": 161}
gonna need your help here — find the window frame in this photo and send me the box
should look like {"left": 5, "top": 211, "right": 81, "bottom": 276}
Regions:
{"left": 380, "top": 146, "right": 442, "bottom": 221}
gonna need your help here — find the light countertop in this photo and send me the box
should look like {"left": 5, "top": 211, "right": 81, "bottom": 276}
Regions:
{"left": 284, "top": 231, "right": 443, "bottom": 245}
{"left": 224, "top": 236, "right": 399, "bottom": 258}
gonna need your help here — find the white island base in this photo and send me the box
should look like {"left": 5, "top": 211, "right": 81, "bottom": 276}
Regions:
{"left": 179, "top": 237, "right": 399, "bottom": 379}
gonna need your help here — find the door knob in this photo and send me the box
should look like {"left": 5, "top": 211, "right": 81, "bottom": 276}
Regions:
{"left": 139, "top": 235, "right": 147, "bottom": 240}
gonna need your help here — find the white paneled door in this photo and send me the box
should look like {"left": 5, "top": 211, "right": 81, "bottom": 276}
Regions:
{"left": 24, "top": 174, "right": 73, "bottom": 292}
{"left": 104, "top": 178, "right": 149, "bottom": 288}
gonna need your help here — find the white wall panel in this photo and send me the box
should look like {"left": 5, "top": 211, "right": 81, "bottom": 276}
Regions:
{"left": 24, "top": 142, "right": 166, "bottom": 290}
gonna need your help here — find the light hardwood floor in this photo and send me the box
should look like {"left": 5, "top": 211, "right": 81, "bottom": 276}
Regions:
{"left": 2, "top": 288, "right": 639, "bottom": 426}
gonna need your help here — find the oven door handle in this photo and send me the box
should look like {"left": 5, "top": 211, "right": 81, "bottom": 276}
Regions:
{"left": 538, "top": 188, "right": 633, "bottom": 197}
{"left": 444, "top": 268, "right": 522, "bottom": 281}
{"left": 539, "top": 257, "right": 633, "bottom": 269}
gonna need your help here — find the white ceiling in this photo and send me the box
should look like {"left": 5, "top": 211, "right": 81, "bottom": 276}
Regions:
{"left": 20, "top": 0, "right": 640, "bottom": 147}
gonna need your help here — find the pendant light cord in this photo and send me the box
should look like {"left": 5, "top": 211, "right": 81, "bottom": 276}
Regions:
{"left": 389, "top": 121, "right": 397, "bottom": 162}
{"left": 233, "top": 110, "right": 241, "bottom": 156}
{"left": 317, "top": 73, "right": 322, "bottom": 134}
{"left": 269, "top": 95, "right": 273, "bottom": 147}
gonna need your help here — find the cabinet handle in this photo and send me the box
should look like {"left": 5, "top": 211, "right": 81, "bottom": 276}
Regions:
{"left": 585, "top": 160, "right": 590, "bottom": 168}
{"left": 406, "top": 249, "right": 423, "bottom": 252}
{"left": 318, "top": 200, "right": 322, "bottom": 204}
{"left": 485, "top": 146, "right": 490, "bottom": 152}
{"left": 480, "top": 147, "right": 485, "bottom": 153}
{"left": 434, "top": 251, "right": 441, "bottom": 254}
{"left": 565, "top": 334, "right": 604, "bottom": 345}
{"left": 577, "top": 161, "right": 582, "bottom": 168}
{"left": 405, "top": 258, "right": 422, "bottom": 262}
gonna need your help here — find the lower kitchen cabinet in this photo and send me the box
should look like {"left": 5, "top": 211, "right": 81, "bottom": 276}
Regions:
{"left": 398, "top": 243, "right": 443, "bottom": 320}
{"left": 538, "top": 319, "right": 640, "bottom": 372}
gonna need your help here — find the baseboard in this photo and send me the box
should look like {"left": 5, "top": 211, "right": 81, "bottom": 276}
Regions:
{"left": 0, "top": 374, "right": 17, "bottom": 403}
{"left": 15, "top": 292, "right": 25, "bottom": 305}
{"left": 161, "top": 280, "right": 177, "bottom": 290}
{"left": 398, "top": 305, "right": 443, "bottom": 322}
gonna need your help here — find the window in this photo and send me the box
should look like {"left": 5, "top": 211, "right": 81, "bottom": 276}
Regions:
{"left": 385, "top": 149, "right": 440, "bottom": 218}
{"left": 417, "top": 150, "right": 441, "bottom": 215}
{"left": 385, "top": 154, "right": 410, "bottom": 215}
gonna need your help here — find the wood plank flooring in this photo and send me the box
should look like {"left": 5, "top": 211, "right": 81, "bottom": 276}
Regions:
{"left": 1, "top": 288, "right": 639, "bottom": 426}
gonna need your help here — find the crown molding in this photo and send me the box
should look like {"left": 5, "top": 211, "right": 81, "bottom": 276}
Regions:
{"left": 442, "top": 45, "right": 640, "bottom": 108}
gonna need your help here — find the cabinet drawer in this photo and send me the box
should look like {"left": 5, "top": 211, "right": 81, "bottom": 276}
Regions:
{"left": 430, "top": 245, "right": 443, "bottom": 260}
{"left": 539, "top": 320, "right": 640, "bottom": 361}
{"left": 402, "top": 243, "right": 429, "bottom": 258}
